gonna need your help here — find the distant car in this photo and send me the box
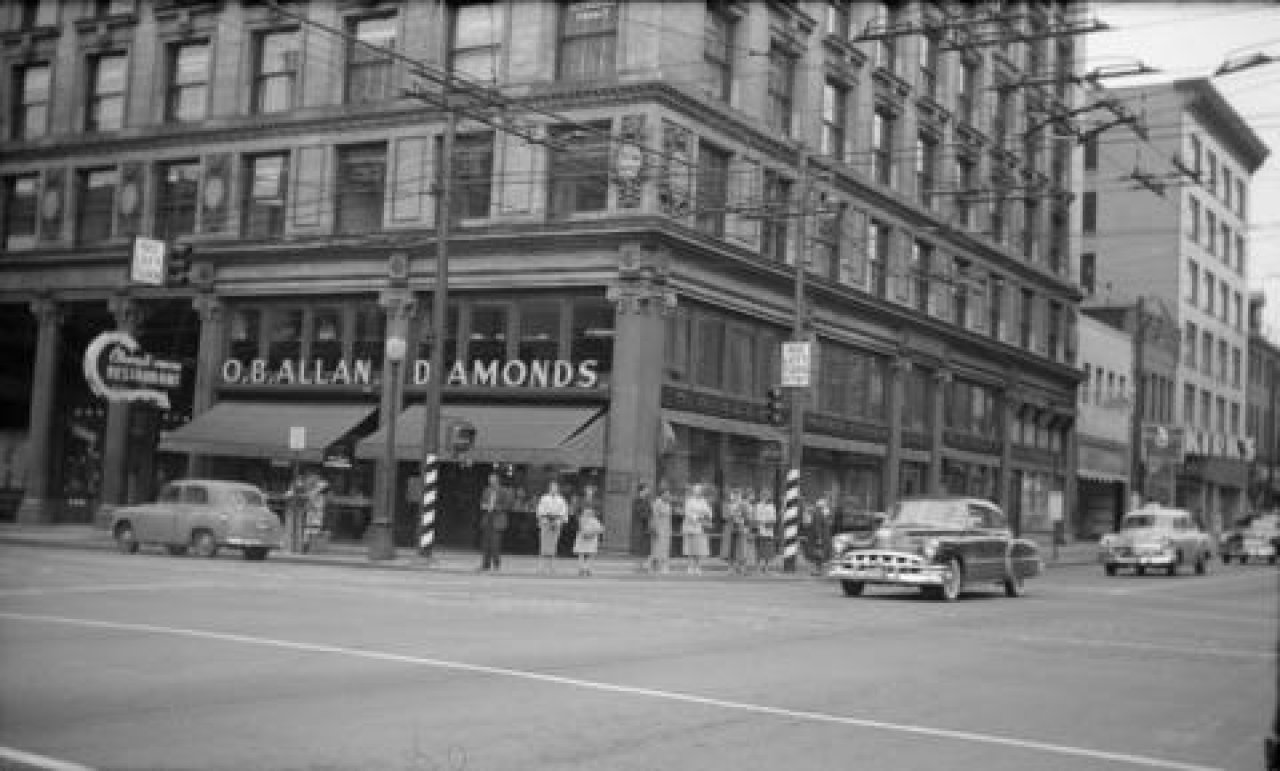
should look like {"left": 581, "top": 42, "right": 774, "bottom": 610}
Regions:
{"left": 1098, "top": 506, "right": 1212, "bottom": 576}
{"left": 111, "top": 479, "right": 284, "bottom": 561}
{"left": 827, "top": 497, "right": 1041, "bottom": 601}
{"left": 1221, "top": 514, "right": 1280, "bottom": 565}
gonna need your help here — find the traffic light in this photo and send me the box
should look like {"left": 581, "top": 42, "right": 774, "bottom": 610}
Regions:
{"left": 166, "top": 243, "right": 192, "bottom": 287}
{"left": 449, "top": 421, "right": 476, "bottom": 454}
{"left": 767, "top": 387, "right": 786, "bottom": 426}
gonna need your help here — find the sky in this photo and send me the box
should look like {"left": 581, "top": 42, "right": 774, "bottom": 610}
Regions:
{"left": 1086, "top": 2, "right": 1280, "bottom": 343}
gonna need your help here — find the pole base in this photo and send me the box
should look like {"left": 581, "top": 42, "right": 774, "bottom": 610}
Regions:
{"left": 365, "top": 521, "right": 396, "bottom": 561}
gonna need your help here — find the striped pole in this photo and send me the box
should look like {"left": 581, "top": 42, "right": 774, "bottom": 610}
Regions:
{"left": 418, "top": 454, "right": 438, "bottom": 558}
{"left": 782, "top": 468, "right": 800, "bottom": 572}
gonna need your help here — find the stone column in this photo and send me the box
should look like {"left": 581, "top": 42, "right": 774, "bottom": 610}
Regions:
{"left": 368, "top": 289, "right": 416, "bottom": 559}
{"left": 929, "top": 368, "right": 951, "bottom": 494}
{"left": 999, "top": 389, "right": 1020, "bottom": 527}
{"left": 186, "top": 294, "right": 224, "bottom": 478}
{"left": 603, "top": 248, "right": 674, "bottom": 555}
{"left": 882, "top": 356, "right": 909, "bottom": 512}
{"left": 15, "top": 298, "right": 64, "bottom": 524}
{"left": 96, "top": 294, "right": 143, "bottom": 527}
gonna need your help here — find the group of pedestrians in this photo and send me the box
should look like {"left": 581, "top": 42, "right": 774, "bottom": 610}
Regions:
{"left": 477, "top": 474, "right": 786, "bottom": 577}
{"left": 637, "top": 482, "right": 780, "bottom": 576}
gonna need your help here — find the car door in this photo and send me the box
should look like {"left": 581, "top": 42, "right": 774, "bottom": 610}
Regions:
{"left": 139, "top": 483, "right": 182, "bottom": 544}
{"left": 965, "top": 503, "right": 1005, "bottom": 581}
{"left": 179, "top": 483, "right": 213, "bottom": 543}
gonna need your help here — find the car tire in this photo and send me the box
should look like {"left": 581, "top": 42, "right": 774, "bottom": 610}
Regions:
{"left": 1221, "top": 553, "right": 1230, "bottom": 564}
{"left": 114, "top": 523, "right": 139, "bottom": 554}
{"left": 1104, "top": 564, "right": 1117, "bottom": 577}
{"left": 1003, "top": 570, "right": 1024, "bottom": 597}
{"left": 243, "top": 547, "right": 269, "bottom": 561}
{"left": 1240, "top": 555, "right": 1248, "bottom": 565}
{"left": 1194, "top": 554, "right": 1207, "bottom": 575}
{"left": 1270, "top": 555, "right": 1277, "bottom": 565}
{"left": 165, "top": 545, "right": 188, "bottom": 556}
{"left": 840, "top": 580, "right": 864, "bottom": 597}
{"left": 191, "top": 530, "right": 218, "bottom": 559}
{"left": 938, "top": 558, "right": 963, "bottom": 602}
{"left": 1167, "top": 558, "right": 1179, "bottom": 577}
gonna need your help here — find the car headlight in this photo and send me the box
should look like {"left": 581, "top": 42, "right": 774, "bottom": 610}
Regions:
{"left": 921, "top": 538, "right": 940, "bottom": 560}
{"left": 872, "top": 527, "right": 893, "bottom": 548}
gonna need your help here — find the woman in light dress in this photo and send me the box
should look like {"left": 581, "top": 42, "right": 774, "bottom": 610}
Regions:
{"left": 753, "top": 488, "right": 778, "bottom": 574}
{"left": 573, "top": 485, "right": 605, "bottom": 576}
{"left": 646, "top": 487, "right": 674, "bottom": 574}
{"left": 681, "top": 483, "right": 713, "bottom": 574}
{"left": 535, "top": 480, "right": 569, "bottom": 574}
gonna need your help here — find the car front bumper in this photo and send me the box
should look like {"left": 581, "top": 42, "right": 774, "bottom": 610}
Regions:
{"left": 224, "top": 536, "right": 282, "bottom": 549}
{"left": 1099, "top": 548, "right": 1176, "bottom": 567}
{"left": 828, "top": 551, "right": 948, "bottom": 586}
{"left": 1226, "top": 542, "right": 1277, "bottom": 558}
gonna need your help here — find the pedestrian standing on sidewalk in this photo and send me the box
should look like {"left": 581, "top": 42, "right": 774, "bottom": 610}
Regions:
{"left": 646, "top": 486, "right": 674, "bottom": 574}
{"left": 301, "top": 471, "right": 329, "bottom": 554}
{"left": 477, "top": 472, "right": 511, "bottom": 572}
{"left": 535, "top": 479, "right": 569, "bottom": 574}
{"left": 682, "top": 483, "right": 713, "bottom": 574}
{"left": 573, "top": 485, "right": 604, "bottom": 576}
{"left": 735, "top": 488, "right": 757, "bottom": 574}
{"left": 753, "top": 488, "right": 777, "bottom": 573}
{"left": 719, "top": 488, "right": 742, "bottom": 569}
{"left": 632, "top": 482, "right": 654, "bottom": 572}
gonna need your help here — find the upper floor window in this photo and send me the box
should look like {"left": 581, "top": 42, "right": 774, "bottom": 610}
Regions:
{"left": 1187, "top": 260, "right": 1199, "bottom": 303}
{"left": 821, "top": 80, "right": 847, "bottom": 161}
{"left": 1206, "top": 210, "right": 1217, "bottom": 254}
{"left": 1206, "top": 151, "right": 1217, "bottom": 194}
{"left": 451, "top": 1, "right": 504, "bottom": 83}
{"left": 346, "top": 14, "right": 397, "bottom": 104}
{"left": 253, "top": 29, "right": 299, "bottom": 114}
{"left": 1236, "top": 233, "right": 1245, "bottom": 274}
{"left": 918, "top": 32, "right": 940, "bottom": 99}
{"left": 916, "top": 133, "right": 937, "bottom": 208}
{"left": 166, "top": 41, "right": 209, "bottom": 123}
{"left": 450, "top": 131, "right": 495, "bottom": 220}
{"left": 558, "top": 0, "right": 617, "bottom": 81}
{"left": 871, "top": 1, "right": 898, "bottom": 73}
{"left": 1223, "top": 168, "right": 1233, "bottom": 209}
{"left": 243, "top": 153, "right": 289, "bottom": 239}
{"left": 548, "top": 121, "right": 609, "bottom": 217}
{"left": 86, "top": 52, "right": 127, "bottom": 133}
{"left": 694, "top": 141, "right": 729, "bottom": 237}
{"left": 335, "top": 143, "right": 387, "bottom": 234}
{"left": 92, "top": 0, "right": 136, "bottom": 19}
{"left": 993, "top": 88, "right": 1012, "bottom": 149}
{"left": 704, "top": 0, "right": 736, "bottom": 102}
{"left": 1083, "top": 134, "right": 1098, "bottom": 171}
{"left": 1188, "top": 195, "right": 1200, "bottom": 241}
{"left": 1236, "top": 179, "right": 1246, "bottom": 218}
{"left": 1081, "top": 191, "right": 1096, "bottom": 234}
{"left": 811, "top": 204, "right": 841, "bottom": 281}
{"left": 1189, "top": 134, "right": 1202, "bottom": 177}
{"left": 76, "top": 168, "right": 116, "bottom": 244}
{"left": 872, "top": 107, "right": 895, "bottom": 186}
{"left": 12, "top": 63, "right": 49, "bottom": 140}
{"left": 825, "top": 0, "right": 851, "bottom": 38}
{"left": 1080, "top": 252, "right": 1096, "bottom": 295}
{"left": 2, "top": 174, "right": 38, "bottom": 249}
{"left": 953, "top": 155, "right": 975, "bottom": 227}
{"left": 912, "top": 240, "right": 933, "bottom": 313}
{"left": 155, "top": 161, "right": 200, "bottom": 239}
{"left": 1204, "top": 271, "right": 1215, "bottom": 314}
{"left": 1184, "top": 322, "right": 1196, "bottom": 368}
{"left": 1220, "top": 222, "right": 1231, "bottom": 264}
{"left": 868, "top": 219, "right": 889, "bottom": 297}
{"left": 956, "top": 57, "right": 978, "bottom": 124}
{"left": 766, "top": 42, "right": 796, "bottom": 137}
{"left": 1019, "top": 288, "right": 1034, "bottom": 349}
{"left": 988, "top": 276, "right": 1004, "bottom": 339}
{"left": 18, "top": 0, "right": 58, "bottom": 28}
{"left": 761, "top": 169, "right": 792, "bottom": 262}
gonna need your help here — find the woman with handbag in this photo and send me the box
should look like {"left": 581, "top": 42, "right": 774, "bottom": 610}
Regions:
{"left": 573, "top": 485, "right": 605, "bottom": 576}
{"left": 681, "top": 483, "right": 713, "bottom": 575}
{"left": 535, "top": 480, "right": 569, "bottom": 575}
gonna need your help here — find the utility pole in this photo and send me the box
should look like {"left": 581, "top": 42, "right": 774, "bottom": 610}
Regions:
{"left": 781, "top": 150, "right": 811, "bottom": 575}
{"left": 417, "top": 36, "right": 457, "bottom": 560}
{"left": 1130, "top": 296, "right": 1147, "bottom": 506}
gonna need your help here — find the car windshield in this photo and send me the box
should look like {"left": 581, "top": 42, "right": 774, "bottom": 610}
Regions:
{"left": 1122, "top": 514, "right": 1161, "bottom": 529}
{"left": 222, "top": 489, "right": 266, "bottom": 508}
{"left": 889, "top": 500, "right": 969, "bottom": 529}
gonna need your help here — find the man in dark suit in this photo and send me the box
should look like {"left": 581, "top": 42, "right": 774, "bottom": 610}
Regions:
{"left": 478, "top": 472, "right": 511, "bottom": 571}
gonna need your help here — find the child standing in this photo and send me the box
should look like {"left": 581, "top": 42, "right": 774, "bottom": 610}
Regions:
{"left": 573, "top": 486, "right": 604, "bottom": 576}
{"left": 754, "top": 489, "right": 778, "bottom": 574}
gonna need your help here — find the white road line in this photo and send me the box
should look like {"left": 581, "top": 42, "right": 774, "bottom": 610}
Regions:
{"left": 0, "top": 612, "right": 1222, "bottom": 771}
{"left": 0, "top": 581, "right": 233, "bottom": 598}
{"left": 0, "top": 745, "right": 95, "bottom": 771}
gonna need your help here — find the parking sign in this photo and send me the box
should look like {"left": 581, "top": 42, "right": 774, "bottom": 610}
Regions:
{"left": 781, "top": 341, "right": 812, "bottom": 388}
{"left": 130, "top": 237, "right": 167, "bottom": 286}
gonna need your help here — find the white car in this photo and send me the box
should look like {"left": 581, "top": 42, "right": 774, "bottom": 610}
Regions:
{"left": 1098, "top": 506, "right": 1212, "bottom": 577}
{"left": 111, "top": 479, "right": 284, "bottom": 561}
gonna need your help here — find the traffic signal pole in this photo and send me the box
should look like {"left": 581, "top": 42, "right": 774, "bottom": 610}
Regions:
{"left": 782, "top": 151, "right": 810, "bottom": 574}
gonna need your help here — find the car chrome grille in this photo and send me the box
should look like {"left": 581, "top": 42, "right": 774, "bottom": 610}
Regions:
{"left": 841, "top": 552, "right": 924, "bottom": 570}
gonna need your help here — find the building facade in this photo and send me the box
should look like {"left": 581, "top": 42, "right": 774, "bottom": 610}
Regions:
{"left": 1083, "top": 78, "right": 1269, "bottom": 534}
{"left": 1074, "top": 310, "right": 1131, "bottom": 536}
{"left": 0, "top": 0, "right": 1086, "bottom": 552}
{"left": 1247, "top": 293, "right": 1280, "bottom": 510}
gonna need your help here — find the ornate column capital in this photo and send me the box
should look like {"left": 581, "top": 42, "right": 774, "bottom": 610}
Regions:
{"left": 891, "top": 355, "right": 913, "bottom": 374}
{"left": 933, "top": 368, "right": 953, "bottom": 386}
{"left": 108, "top": 292, "right": 144, "bottom": 332}
{"left": 28, "top": 296, "right": 64, "bottom": 328}
{"left": 192, "top": 293, "right": 224, "bottom": 323}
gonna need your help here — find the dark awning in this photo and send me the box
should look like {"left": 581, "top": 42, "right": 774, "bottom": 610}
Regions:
{"left": 158, "top": 402, "right": 376, "bottom": 462}
{"left": 355, "top": 405, "right": 607, "bottom": 468}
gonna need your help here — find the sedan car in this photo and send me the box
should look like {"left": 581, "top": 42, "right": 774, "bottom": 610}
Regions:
{"left": 1221, "top": 513, "right": 1279, "bottom": 565}
{"left": 111, "top": 479, "right": 284, "bottom": 560}
{"left": 1098, "top": 505, "right": 1212, "bottom": 576}
{"left": 827, "top": 497, "right": 1041, "bottom": 601}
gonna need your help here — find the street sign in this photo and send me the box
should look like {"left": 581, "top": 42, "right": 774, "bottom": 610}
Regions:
{"left": 288, "top": 426, "right": 306, "bottom": 451}
{"left": 781, "top": 341, "right": 812, "bottom": 388}
{"left": 130, "top": 236, "right": 167, "bottom": 286}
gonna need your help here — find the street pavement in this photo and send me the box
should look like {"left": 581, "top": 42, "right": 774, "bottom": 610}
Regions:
{"left": 0, "top": 535, "right": 1274, "bottom": 771}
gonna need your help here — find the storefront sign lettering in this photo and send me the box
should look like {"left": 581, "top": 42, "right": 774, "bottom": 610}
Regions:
{"left": 84, "top": 331, "right": 182, "bottom": 409}
{"left": 1183, "top": 430, "right": 1255, "bottom": 463}
{"left": 221, "top": 358, "right": 600, "bottom": 389}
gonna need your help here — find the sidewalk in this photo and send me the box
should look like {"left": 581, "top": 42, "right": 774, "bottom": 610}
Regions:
{"left": 0, "top": 522, "right": 1100, "bottom": 574}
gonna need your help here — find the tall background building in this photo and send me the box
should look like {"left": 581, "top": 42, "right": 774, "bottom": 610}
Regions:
{"left": 1081, "top": 77, "right": 1269, "bottom": 533}
{"left": 0, "top": 1, "right": 1091, "bottom": 552}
